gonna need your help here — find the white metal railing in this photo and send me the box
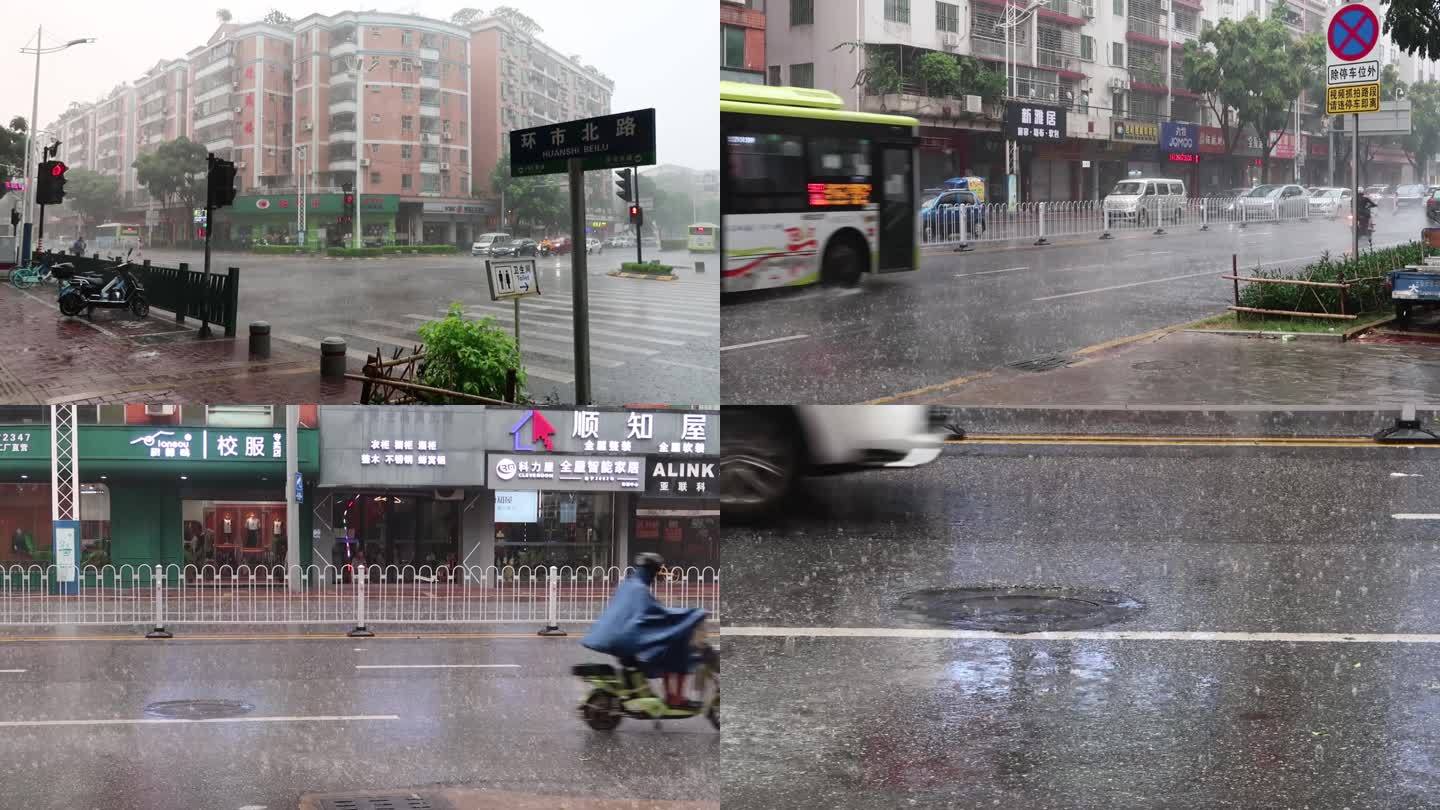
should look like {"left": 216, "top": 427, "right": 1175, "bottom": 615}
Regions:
{"left": 0, "top": 564, "right": 718, "bottom": 636}
{"left": 1037, "top": 48, "right": 1083, "bottom": 73}
{"left": 920, "top": 195, "right": 1326, "bottom": 249}
{"left": 1127, "top": 16, "right": 1168, "bottom": 39}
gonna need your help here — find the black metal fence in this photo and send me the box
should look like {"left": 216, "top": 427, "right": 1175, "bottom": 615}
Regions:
{"left": 40, "top": 251, "right": 239, "bottom": 336}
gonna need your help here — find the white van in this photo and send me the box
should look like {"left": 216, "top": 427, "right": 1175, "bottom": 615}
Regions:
{"left": 471, "top": 232, "right": 512, "bottom": 257}
{"left": 1103, "top": 178, "right": 1187, "bottom": 224}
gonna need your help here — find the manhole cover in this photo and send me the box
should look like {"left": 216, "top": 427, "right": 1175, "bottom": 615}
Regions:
{"left": 1007, "top": 354, "right": 1071, "bottom": 372}
{"left": 143, "top": 699, "right": 255, "bottom": 720}
{"left": 897, "top": 586, "right": 1143, "bottom": 633}
{"left": 1132, "top": 360, "right": 1190, "bottom": 371}
{"left": 315, "top": 795, "right": 437, "bottom": 810}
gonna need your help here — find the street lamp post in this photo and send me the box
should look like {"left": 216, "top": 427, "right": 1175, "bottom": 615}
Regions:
{"left": 995, "top": 1, "right": 1047, "bottom": 207}
{"left": 296, "top": 146, "right": 307, "bottom": 247}
{"left": 17, "top": 28, "right": 95, "bottom": 262}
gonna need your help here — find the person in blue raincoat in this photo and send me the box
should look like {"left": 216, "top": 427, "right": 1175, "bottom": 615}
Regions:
{"left": 583, "top": 552, "right": 707, "bottom": 708}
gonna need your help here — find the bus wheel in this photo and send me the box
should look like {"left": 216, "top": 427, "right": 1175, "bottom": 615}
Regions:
{"left": 822, "top": 238, "right": 865, "bottom": 286}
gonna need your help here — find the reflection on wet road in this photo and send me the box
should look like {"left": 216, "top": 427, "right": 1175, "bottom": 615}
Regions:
{"left": 722, "top": 440, "right": 1440, "bottom": 808}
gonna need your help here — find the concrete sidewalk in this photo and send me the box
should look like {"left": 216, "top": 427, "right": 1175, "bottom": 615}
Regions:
{"left": 0, "top": 282, "right": 361, "bottom": 403}
{"left": 893, "top": 327, "right": 1440, "bottom": 410}
{"left": 298, "top": 789, "right": 718, "bottom": 809}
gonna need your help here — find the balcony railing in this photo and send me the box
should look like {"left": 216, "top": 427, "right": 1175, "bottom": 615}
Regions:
{"left": 1043, "top": 0, "right": 1093, "bottom": 18}
{"left": 1127, "top": 16, "right": 1167, "bottom": 39}
{"left": 1037, "top": 48, "right": 1083, "bottom": 73}
{"left": 972, "top": 35, "right": 1021, "bottom": 63}
{"left": 1128, "top": 65, "right": 1167, "bottom": 87}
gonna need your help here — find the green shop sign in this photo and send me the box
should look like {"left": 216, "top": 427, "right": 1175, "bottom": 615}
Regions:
{"left": 231, "top": 193, "right": 399, "bottom": 217}
{"left": 0, "top": 426, "right": 320, "bottom": 477}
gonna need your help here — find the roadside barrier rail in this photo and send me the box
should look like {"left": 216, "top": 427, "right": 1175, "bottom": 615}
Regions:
{"left": 918, "top": 196, "right": 1356, "bottom": 249}
{"left": 0, "top": 563, "right": 719, "bottom": 637}
{"left": 36, "top": 250, "right": 240, "bottom": 336}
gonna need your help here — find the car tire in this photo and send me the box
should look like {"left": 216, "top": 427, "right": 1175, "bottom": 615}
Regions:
{"left": 721, "top": 407, "right": 801, "bottom": 523}
{"left": 821, "top": 235, "right": 865, "bottom": 286}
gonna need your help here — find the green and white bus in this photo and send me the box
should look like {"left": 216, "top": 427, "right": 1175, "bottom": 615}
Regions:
{"left": 720, "top": 82, "right": 920, "bottom": 294}
{"left": 688, "top": 223, "right": 718, "bottom": 252}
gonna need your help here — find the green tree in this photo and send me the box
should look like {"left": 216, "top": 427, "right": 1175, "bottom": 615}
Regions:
{"left": 916, "top": 52, "right": 962, "bottom": 98}
{"left": 1182, "top": 4, "right": 1318, "bottom": 182}
{"left": 489, "top": 152, "right": 566, "bottom": 231}
{"left": 132, "top": 137, "right": 209, "bottom": 214}
{"left": 1382, "top": 0, "right": 1440, "bottom": 61}
{"left": 1401, "top": 81, "right": 1440, "bottom": 181}
{"left": 63, "top": 168, "right": 120, "bottom": 233}
{"left": 860, "top": 46, "right": 902, "bottom": 98}
{"left": 959, "top": 57, "right": 1007, "bottom": 104}
{"left": 450, "top": 7, "right": 482, "bottom": 26}
{"left": 490, "top": 5, "right": 543, "bottom": 35}
{"left": 215, "top": 7, "right": 232, "bottom": 23}
{"left": 262, "top": 9, "right": 292, "bottom": 26}
{"left": 0, "top": 116, "right": 26, "bottom": 188}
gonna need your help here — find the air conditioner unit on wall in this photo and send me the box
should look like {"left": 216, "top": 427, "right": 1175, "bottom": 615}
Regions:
{"left": 144, "top": 404, "right": 176, "bottom": 417}
{"left": 303, "top": 122, "right": 313, "bottom": 130}
{"left": 941, "top": 33, "right": 961, "bottom": 51}
{"left": 359, "top": 157, "right": 371, "bottom": 166}
{"left": 963, "top": 95, "right": 984, "bottom": 113}
{"left": 440, "top": 162, "right": 450, "bottom": 171}
{"left": 1109, "top": 77, "right": 1129, "bottom": 91}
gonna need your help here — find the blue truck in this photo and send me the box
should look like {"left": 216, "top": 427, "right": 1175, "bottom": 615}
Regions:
{"left": 1390, "top": 228, "right": 1440, "bottom": 325}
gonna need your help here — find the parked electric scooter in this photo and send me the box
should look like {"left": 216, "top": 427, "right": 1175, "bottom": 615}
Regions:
{"left": 57, "top": 248, "right": 149, "bottom": 319}
{"left": 573, "top": 639, "right": 719, "bottom": 731}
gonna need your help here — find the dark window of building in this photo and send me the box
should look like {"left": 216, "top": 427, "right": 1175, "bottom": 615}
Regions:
{"left": 722, "top": 26, "right": 747, "bottom": 69}
{"left": 792, "top": 0, "right": 814, "bottom": 25}
{"left": 884, "top": 0, "right": 910, "bottom": 23}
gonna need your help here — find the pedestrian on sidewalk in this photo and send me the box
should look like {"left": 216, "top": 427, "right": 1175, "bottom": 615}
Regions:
{"left": 71, "top": 236, "right": 85, "bottom": 256}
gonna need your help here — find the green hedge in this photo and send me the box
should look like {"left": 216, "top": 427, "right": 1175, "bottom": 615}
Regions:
{"left": 326, "top": 247, "right": 384, "bottom": 258}
{"left": 621, "top": 261, "right": 673, "bottom": 276}
{"left": 1238, "top": 242, "right": 1421, "bottom": 315}
{"left": 251, "top": 245, "right": 308, "bottom": 255}
{"left": 325, "top": 245, "right": 457, "bottom": 257}
{"left": 660, "top": 238, "right": 688, "bottom": 252}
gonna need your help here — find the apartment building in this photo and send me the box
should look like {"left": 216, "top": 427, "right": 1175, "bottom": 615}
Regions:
{"left": 467, "top": 16, "right": 616, "bottom": 233}
{"left": 765, "top": 0, "right": 1435, "bottom": 199}
{"left": 42, "top": 10, "right": 619, "bottom": 248}
{"left": 721, "top": 0, "right": 768, "bottom": 83}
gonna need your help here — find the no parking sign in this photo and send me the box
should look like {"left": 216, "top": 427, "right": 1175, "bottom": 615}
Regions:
{"left": 1325, "top": 3, "right": 1382, "bottom": 114}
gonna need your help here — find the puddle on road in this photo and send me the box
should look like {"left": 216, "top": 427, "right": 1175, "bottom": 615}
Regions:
{"left": 897, "top": 586, "right": 1143, "bottom": 633}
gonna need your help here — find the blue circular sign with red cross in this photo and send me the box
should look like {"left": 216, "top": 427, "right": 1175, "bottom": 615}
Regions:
{"left": 1328, "top": 3, "right": 1379, "bottom": 62}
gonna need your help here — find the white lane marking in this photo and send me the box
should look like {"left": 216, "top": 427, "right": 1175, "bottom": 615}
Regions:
{"left": 238, "top": 805, "right": 268, "bottom": 810}
{"left": 1391, "top": 473, "right": 1423, "bottom": 477}
{"left": 722, "top": 626, "right": 1440, "bottom": 643}
{"left": 0, "top": 714, "right": 400, "bottom": 728}
{"left": 954, "top": 266, "right": 1029, "bottom": 279}
{"left": 352, "top": 648, "right": 367, "bottom": 652}
{"left": 651, "top": 357, "right": 720, "bottom": 373}
{"left": 0, "top": 669, "right": 26, "bottom": 673}
{"left": 355, "top": 664, "right": 520, "bottom": 669}
{"left": 721, "top": 334, "right": 811, "bottom": 352}
{"left": 1393, "top": 514, "right": 1440, "bottom": 520}
{"left": 1033, "top": 269, "right": 1222, "bottom": 301}
{"left": 399, "top": 315, "right": 660, "bottom": 356}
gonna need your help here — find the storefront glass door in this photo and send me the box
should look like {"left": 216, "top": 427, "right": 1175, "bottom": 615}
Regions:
{"left": 494, "top": 491, "right": 615, "bottom": 570}
{"left": 331, "top": 492, "right": 461, "bottom": 574}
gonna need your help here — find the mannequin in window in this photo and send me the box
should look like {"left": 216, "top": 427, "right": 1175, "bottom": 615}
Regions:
{"left": 245, "top": 513, "right": 260, "bottom": 548}
{"left": 222, "top": 515, "right": 233, "bottom": 537}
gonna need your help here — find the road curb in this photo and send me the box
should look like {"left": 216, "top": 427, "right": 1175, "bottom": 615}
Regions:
{"left": 1183, "top": 328, "right": 1346, "bottom": 341}
{"left": 936, "top": 405, "right": 1440, "bottom": 437}
{"left": 608, "top": 271, "right": 677, "bottom": 281}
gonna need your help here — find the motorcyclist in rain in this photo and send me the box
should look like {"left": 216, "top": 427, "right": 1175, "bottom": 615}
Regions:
{"left": 1356, "top": 190, "right": 1377, "bottom": 234}
{"left": 582, "top": 552, "right": 707, "bottom": 709}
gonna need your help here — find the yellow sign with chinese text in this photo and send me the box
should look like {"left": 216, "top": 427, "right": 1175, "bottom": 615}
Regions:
{"left": 1327, "top": 83, "right": 1380, "bottom": 115}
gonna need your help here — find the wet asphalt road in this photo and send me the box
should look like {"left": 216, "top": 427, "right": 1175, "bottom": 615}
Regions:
{"left": 140, "top": 248, "right": 719, "bottom": 408}
{"left": 722, "top": 439, "right": 1440, "bottom": 808}
{"left": 721, "top": 211, "right": 1423, "bottom": 404}
{"left": 0, "top": 634, "right": 717, "bottom": 809}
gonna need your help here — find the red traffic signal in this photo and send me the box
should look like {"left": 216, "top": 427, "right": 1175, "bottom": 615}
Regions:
{"left": 36, "top": 160, "right": 68, "bottom": 205}
{"left": 50, "top": 162, "right": 67, "bottom": 177}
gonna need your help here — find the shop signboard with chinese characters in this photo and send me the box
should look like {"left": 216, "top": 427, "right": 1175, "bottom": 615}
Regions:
{"left": 121, "top": 428, "right": 285, "bottom": 462}
{"left": 1269, "top": 131, "right": 1298, "bottom": 160}
{"left": 1196, "top": 127, "right": 1228, "bottom": 155}
{"left": 317, "top": 405, "right": 488, "bottom": 488}
{"left": 1003, "top": 103, "right": 1066, "bottom": 142}
{"left": 486, "top": 454, "right": 645, "bottom": 491}
{"left": 487, "top": 409, "right": 718, "bottom": 457}
{"left": 645, "top": 458, "right": 717, "bottom": 498}
{"left": 0, "top": 425, "right": 319, "bottom": 477}
{"left": 1112, "top": 119, "right": 1159, "bottom": 145}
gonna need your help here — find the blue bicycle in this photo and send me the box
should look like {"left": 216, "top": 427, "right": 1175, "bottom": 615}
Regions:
{"left": 9, "top": 255, "right": 74, "bottom": 289}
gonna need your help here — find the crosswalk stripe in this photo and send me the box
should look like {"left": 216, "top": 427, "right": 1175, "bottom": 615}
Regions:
{"left": 464, "top": 300, "right": 714, "bottom": 330}
{"left": 495, "top": 291, "right": 719, "bottom": 319}
{"left": 466, "top": 298, "right": 715, "bottom": 326}
{"left": 458, "top": 310, "right": 686, "bottom": 345}
{"left": 396, "top": 315, "right": 658, "bottom": 357}
{"left": 356, "top": 320, "right": 624, "bottom": 368}
{"left": 460, "top": 306, "right": 709, "bottom": 338}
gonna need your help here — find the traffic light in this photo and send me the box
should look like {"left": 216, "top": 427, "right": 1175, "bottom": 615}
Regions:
{"left": 615, "top": 168, "right": 632, "bottom": 203}
{"left": 342, "top": 183, "right": 355, "bottom": 216}
{"left": 8, "top": 209, "right": 18, "bottom": 229}
{"left": 629, "top": 204, "right": 643, "bottom": 227}
{"left": 206, "top": 154, "right": 238, "bottom": 208}
{"left": 35, "top": 160, "right": 68, "bottom": 205}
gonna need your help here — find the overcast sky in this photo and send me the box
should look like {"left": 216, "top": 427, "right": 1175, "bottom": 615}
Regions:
{"left": 1, "top": 0, "right": 716, "bottom": 169}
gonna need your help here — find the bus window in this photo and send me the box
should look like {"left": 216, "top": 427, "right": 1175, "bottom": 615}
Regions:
{"left": 725, "top": 132, "right": 807, "bottom": 212}
{"left": 809, "top": 137, "right": 872, "bottom": 181}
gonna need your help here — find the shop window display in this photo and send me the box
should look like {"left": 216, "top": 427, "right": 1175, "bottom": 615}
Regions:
{"left": 495, "top": 491, "right": 615, "bottom": 570}
{"left": 183, "top": 499, "right": 287, "bottom": 569}
{"left": 331, "top": 493, "right": 461, "bottom": 579}
{"left": 0, "top": 484, "right": 112, "bottom": 568}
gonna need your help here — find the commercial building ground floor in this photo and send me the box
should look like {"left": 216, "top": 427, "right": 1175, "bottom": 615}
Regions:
{"left": 0, "top": 407, "right": 718, "bottom": 578}
{"left": 917, "top": 122, "right": 1422, "bottom": 202}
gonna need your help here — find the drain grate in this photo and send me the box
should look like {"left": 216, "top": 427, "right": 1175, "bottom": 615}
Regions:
{"left": 143, "top": 699, "right": 255, "bottom": 720}
{"left": 1007, "top": 354, "right": 1071, "bottom": 372}
{"left": 1132, "top": 360, "right": 1190, "bottom": 371}
{"left": 316, "top": 795, "right": 436, "bottom": 810}
{"left": 897, "top": 586, "right": 1143, "bottom": 633}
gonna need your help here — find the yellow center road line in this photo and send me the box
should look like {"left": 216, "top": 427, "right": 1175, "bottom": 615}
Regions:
{"left": 951, "top": 434, "right": 1436, "bottom": 448}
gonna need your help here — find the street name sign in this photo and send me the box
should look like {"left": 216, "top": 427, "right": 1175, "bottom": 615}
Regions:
{"left": 1326, "top": 2, "right": 1382, "bottom": 114}
{"left": 486, "top": 258, "right": 540, "bottom": 301}
{"left": 508, "top": 108, "right": 656, "bottom": 177}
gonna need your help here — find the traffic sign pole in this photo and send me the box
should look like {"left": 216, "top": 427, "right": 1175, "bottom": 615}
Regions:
{"left": 1353, "top": 113, "right": 1360, "bottom": 258}
{"left": 568, "top": 157, "right": 591, "bottom": 405}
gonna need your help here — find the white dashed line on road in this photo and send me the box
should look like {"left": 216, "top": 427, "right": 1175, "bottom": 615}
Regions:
{"left": 722, "top": 626, "right": 1440, "bottom": 644}
{"left": 0, "top": 714, "right": 401, "bottom": 728}
{"left": 721, "top": 334, "right": 811, "bottom": 352}
{"left": 1393, "top": 514, "right": 1440, "bottom": 520}
{"left": 355, "top": 664, "right": 520, "bottom": 669}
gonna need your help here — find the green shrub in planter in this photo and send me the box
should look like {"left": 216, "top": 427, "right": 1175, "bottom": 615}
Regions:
{"left": 325, "top": 247, "right": 384, "bottom": 258}
{"left": 414, "top": 302, "right": 526, "bottom": 403}
{"left": 1237, "top": 242, "right": 1421, "bottom": 315}
{"left": 620, "top": 261, "right": 673, "bottom": 275}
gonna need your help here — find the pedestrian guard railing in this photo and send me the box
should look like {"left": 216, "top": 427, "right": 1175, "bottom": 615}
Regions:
{"left": 0, "top": 563, "right": 719, "bottom": 638}
{"left": 920, "top": 196, "right": 1355, "bottom": 249}
{"left": 37, "top": 250, "right": 240, "bottom": 336}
